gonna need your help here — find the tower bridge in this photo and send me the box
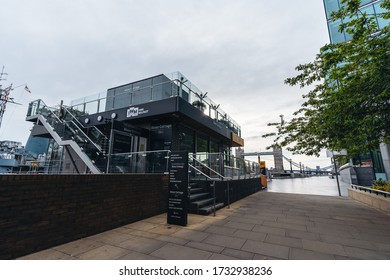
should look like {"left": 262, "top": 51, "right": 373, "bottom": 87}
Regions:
{"left": 238, "top": 146, "right": 331, "bottom": 177}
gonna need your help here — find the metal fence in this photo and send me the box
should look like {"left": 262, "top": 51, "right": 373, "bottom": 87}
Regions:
{"left": 12, "top": 151, "right": 261, "bottom": 178}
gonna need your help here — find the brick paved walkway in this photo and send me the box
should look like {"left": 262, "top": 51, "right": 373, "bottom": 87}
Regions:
{"left": 19, "top": 191, "right": 390, "bottom": 260}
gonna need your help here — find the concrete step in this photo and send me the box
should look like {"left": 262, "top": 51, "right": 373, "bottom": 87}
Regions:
{"left": 199, "top": 203, "right": 225, "bottom": 215}
{"left": 191, "top": 197, "right": 214, "bottom": 209}
{"left": 190, "top": 193, "right": 209, "bottom": 201}
{"left": 189, "top": 187, "right": 205, "bottom": 194}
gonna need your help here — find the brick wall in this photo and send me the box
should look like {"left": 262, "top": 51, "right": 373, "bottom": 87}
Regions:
{"left": 0, "top": 174, "right": 168, "bottom": 259}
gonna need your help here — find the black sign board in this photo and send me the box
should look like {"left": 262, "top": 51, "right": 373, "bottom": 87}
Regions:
{"left": 167, "top": 151, "right": 188, "bottom": 226}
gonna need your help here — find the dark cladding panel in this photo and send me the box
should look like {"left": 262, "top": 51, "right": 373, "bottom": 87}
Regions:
{"left": 167, "top": 151, "right": 188, "bottom": 226}
{"left": 177, "top": 98, "right": 231, "bottom": 140}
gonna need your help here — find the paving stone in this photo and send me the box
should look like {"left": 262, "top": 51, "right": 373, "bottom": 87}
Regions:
{"left": 208, "top": 253, "right": 239, "bottom": 260}
{"left": 224, "top": 221, "right": 255, "bottom": 231}
{"left": 150, "top": 243, "right": 212, "bottom": 260}
{"left": 203, "top": 234, "right": 246, "bottom": 250}
{"left": 306, "top": 226, "right": 354, "bottom": 238}
{"left": 185, "top": 222, "right": 210, "bottom": 231}
{"left": 77, "top": 245, "right": 131, "bottom": 260}
{"left": 252, "top": 254, "right": 282, "bottom": 260}
{"left": 286, "top": 229, "right": 321, "bottom": 241}
{"left": 309, "top": 216, "right": 349, "bottom": 225}
{"left": 263, "top": 221, "right": 307, "bottom": 231}
{"left": 185, "top": 241, "right": 224, "bottom": 253}
{"left": 148, "top": 225, "right": 181, "bottom": 235}
{"left": 172, "top": 228, "right": 209, "bottom": 242}
{"left": 334, "top": 255, "right": 360, "bottom": 260}
{"left": 118, "top": 251, "right": 163, "bottom": 260}
{"left": 86, "top": 230, "right": 134, "bottom": 245}
{"left": 116, "top": 236, "right": 166, "bottom": 254}
{"left": 53, "top": 238, "right": 105, "bottom": 257}
{"left": 252, "top": 224, "right": 286, "bottom": 236}
{"left": 344, "top": 246, "right": 390, "bottom": 260}
{"left": 265, "top": 234, "right": 303, "bottom": 249}
{"left": 289, "top": 248, "right": 335, "bottom": 260}
{"left": 372, "top": 242, "right": 390, "bottom": 252}
{"left": 276, "top": 217, "right": 315, "bottom": 226}
{"left": 126, "top": 230, "right": 160, "bottom": 239}
{"left": 123, "top": 221, "right": 159, "bottom": 231}
{"left": 351, "top": 232, "right": 390, "bottom": 244}
{"left": 241, "top": 240, "right": 289, "bottom": 259}
{"left": 319, "top": 234, "right": 377, "bottom": 250}
{"left": 155, "top": 235, "right": 189, "bottom": 245}
{"left": 142, "top": 215, "right": 167, "bottom": 225}
{"left": 232, "top": 229, "right": 267, "bottom": 242}
{"left": 17, "top": 191, "right": 390, "bottom": 260}
{"left": 302, "top": 239, "right": 347, "bottom": 256}
{"left": 18, "top": 249, "right": 79, "bottom": 260}
{"left": 204, "top": 225, "right": 237, "bottom": 236}
{"left": 221, "top": 248, "right": 255, "bottom": 260}
{"left": 226, "top": 216, "right": 264, "bottom": 225}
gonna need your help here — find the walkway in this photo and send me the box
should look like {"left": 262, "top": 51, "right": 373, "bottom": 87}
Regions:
{"left": 19, "top": 190, "right": 390, "bottom": 260}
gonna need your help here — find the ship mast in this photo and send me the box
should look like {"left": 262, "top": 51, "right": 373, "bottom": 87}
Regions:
{"left": 0, "top": 66, "right": 22, "bottom": 131}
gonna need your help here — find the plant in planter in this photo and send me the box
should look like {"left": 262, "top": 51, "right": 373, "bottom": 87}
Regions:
{"left": 372, "top": 179, "right": 390, "bottom": 192}
{"left": 192, "top": 100, "right": 206, "bottom": 111}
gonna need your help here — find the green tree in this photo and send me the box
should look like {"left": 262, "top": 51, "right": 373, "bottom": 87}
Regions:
{"left": 264, "top": 0, "right": 390, "bottom": 157}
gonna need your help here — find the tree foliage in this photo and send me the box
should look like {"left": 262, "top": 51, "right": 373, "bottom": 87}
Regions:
{"left": 264, "top": 0, "right": 390, "bottom": 157}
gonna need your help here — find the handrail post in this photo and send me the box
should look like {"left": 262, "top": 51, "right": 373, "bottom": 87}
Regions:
{"left": 227, "top": 180, "right": 230, "bottom": 209}
{"left": 213, "top": 181, "right": 216, "bottom": 217}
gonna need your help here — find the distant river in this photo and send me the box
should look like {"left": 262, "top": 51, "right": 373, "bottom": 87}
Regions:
{"left": 265, "top": 175, "right": 350, "bottom": 197}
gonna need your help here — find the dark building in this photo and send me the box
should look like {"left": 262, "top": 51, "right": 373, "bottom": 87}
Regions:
{"left": 26, "top": 72, "right": 245, "bottom": 174}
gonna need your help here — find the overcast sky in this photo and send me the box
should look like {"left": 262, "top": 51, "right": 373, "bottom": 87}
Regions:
{"left": 1, "top": 0, "right": 331, "bottom": 168}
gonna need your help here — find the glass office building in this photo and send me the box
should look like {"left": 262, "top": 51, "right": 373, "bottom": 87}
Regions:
{"left": 324, "top": 0, "right": 389, "bottom": 43}
{"left": 323, "top": 0, "right": 390, "bottom": 181}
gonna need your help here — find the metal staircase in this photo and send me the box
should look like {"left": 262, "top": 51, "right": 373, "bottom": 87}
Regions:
{"left": 26, "top": 99, "right": 108, "bottom": 174}
{"left": 188, "top": 154, "right": 231, "bottom": 215}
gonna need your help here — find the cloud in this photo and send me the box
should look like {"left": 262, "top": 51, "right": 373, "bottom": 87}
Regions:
{"left": 0, "top": 0, "right": 330, "bottom": 167}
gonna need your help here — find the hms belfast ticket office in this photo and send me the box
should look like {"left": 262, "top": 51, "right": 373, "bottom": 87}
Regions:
{"left": 26, "top": 72, "right": 245, "bottom": 174}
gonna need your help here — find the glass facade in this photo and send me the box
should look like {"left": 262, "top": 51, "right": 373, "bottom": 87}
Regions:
{"left": 70, "top": 71, "right": 241, "bottom": 137}
{"left": 323, "top": 0, "right": 389, "bottom": 181}
{"left": 323, "top": 0, "right": 389, "bottom": 43}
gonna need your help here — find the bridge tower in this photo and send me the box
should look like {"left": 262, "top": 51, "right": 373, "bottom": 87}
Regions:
{"left": 273, "top": 145, "right": 284, "bottom": 173}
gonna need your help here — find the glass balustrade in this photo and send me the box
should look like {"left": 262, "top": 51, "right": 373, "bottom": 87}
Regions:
{"left": 27, "top": 99, "right": 107, "bottom": 172}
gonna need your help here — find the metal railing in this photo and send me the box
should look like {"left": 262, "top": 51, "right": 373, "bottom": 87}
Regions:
{"left": 189, "top": 155, "right": 238, "bottom": 215}
{"left": 351, "top": 184, "right": 389, "bottom": 198}
{"left": 108, "top": 150, "right": 171, "bottom": 174}
{"left": 69, "top": 72, "right": 242, "bottom": 137}
{"left": 11, "top": 150, "right": 261, "bottom": 180}
{"left": 26, "top": 99, "right": 107, "bottom": 173}
{"left": 191, "top": 152, "right": 261, "bottom": 180}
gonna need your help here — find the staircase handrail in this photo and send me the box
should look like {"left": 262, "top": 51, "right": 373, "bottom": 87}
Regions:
{"left": 188, "top": 163, "right": 214, "bottom": 181}
{"left": 189, "top": 154, "right": 232, "bottom": 181}
{"left": 62, "top": 106, "right": 108, "bottom": 150}
{"left": 32, "top": 100, "right": 102, "bottom": 152}
{"left": 65, "top": 119, "right": 104, "bottom": 152}
{"left": 29, "top": 99, "right": 104, "bottom": 173}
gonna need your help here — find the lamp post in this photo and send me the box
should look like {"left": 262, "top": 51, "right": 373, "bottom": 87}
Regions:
{"left": 105, "top": 113, "right": 117, "bottom": 173}
{"left": 332, "top": 151, "right": 342, "bottom": 197}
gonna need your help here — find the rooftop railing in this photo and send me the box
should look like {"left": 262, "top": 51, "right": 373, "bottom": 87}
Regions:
{"left": 69, "top": 72, "right": 241, "bottom": 136}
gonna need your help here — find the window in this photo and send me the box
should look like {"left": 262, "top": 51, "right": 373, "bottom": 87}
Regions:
{"left": 178, "top": 126, "right": 194, "bottom": 153}
{"left": 324, "top": 0, "right": 340, "bottom": 19}
{"left": 329, "top": 19, "right": 346, "bottom": 43}
{"left": 196, "top": 134, "right": 208, "bottom": 153}
{"left": 374, "top": 2, "right": 390, "bottom": 29}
